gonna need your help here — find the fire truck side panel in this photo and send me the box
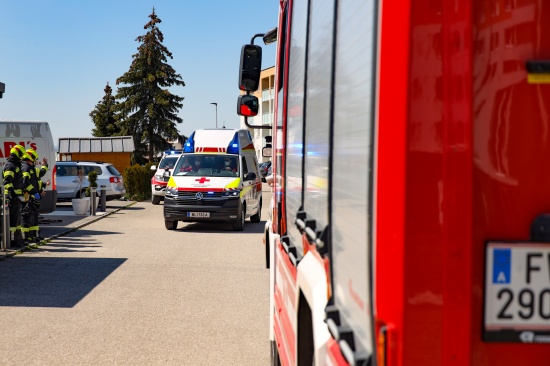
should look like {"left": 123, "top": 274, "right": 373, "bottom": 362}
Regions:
{"left": 471, "top": 0, "right": 550, "bottom": 363}
{"left": 283, "top": 0, "right": 307, "bottom": 260}
{"left": 330, "top": 0, "right": 376, "bottom": 362}
{"left": 403, "top": 0, "right": 458, "bottom": 364}
{"left": 296, "top": 251, "right": 330, "bottom": 363}
{"left": 375, "top": 0, "right": 410, "bottom": 364}
{"left": 271, "top": 0, "right": 305, "bottom": 363}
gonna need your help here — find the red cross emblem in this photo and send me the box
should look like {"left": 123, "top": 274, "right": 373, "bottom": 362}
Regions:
{"left": 195, "top": 177, "right": 210, "bottom": 184}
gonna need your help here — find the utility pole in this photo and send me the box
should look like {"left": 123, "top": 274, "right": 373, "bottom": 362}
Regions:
{"left": 210, "top": 102, "right": 218, "bottom": 128}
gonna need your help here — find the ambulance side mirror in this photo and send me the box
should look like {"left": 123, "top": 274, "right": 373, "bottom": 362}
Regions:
{"left": 245, "top": 172, "right": 257, "bottom": 181}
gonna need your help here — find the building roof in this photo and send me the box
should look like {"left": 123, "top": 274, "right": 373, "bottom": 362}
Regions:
{"left": 58, "top": 136, "right": 135, "bottom": 153}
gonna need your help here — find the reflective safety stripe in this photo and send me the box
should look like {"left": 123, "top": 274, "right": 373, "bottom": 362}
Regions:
{"left": 25, "top": 184, "right": 34, "bottom": 191}
{"left": 3, "top": 171, "right": 14, "bottom": 178}
{"left": 21, "top": 227, "right": 30, "bottom": 233}
{"left": 30, "top": 226, "right": 39, "bottom": 231}
{"left": 22, "top": 172, "right": 31, "bottom": 178}
{"left": 224, "top": 178, "right": 241, "bottom": 190}
{"left": 14, "top": 189, "right": 23, "bottom": 194}
{"left": 4, "top": 183, "right": 14, "bottom": 189}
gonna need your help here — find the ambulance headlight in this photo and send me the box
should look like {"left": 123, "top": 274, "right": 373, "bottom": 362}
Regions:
{"left": 166, "top": 187, "right": 178, "bottom": 197}
{"left": 222, "top": 190, "right": 240, "bottom": 197}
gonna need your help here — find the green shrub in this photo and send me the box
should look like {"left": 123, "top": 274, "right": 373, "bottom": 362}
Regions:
{"left": 85, "top": 171, "right": 98, "bottom": 197}
{"left": 123, "top": 164, "right": 152, "bottom": 201}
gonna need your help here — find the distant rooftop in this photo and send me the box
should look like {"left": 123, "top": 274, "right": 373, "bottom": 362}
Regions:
{"left": 58, "top": 136, "right": 135, "bottom": 153}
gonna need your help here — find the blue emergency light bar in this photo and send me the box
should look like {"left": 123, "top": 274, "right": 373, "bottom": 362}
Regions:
{"left": 183, "top": 132, "right": 196, "bottom": 153}
{"left": 183, "top": 131, "right": 242, "bottom": 154}
{"left": 227, "top": 132, "right": 240, "bottom": 154}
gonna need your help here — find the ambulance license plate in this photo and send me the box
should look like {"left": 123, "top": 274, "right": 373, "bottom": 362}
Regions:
{"left": 484, "top": 242, "right": 550, "bottom": 343}
{"left": 187, "top": 212, "right": 209, "bottom": 218}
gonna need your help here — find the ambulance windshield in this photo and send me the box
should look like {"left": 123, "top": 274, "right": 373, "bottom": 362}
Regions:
{"left": 173, "top": 154, "right": 239, "bottom": 177}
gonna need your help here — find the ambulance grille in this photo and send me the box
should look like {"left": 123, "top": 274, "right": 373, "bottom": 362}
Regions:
{"left": 174, "top": 191, "right": 225, "bottom": 206}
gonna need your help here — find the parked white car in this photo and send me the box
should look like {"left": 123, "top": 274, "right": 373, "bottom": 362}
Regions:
{"left": 56, "top": 161, "right": 125, "bottom": 200}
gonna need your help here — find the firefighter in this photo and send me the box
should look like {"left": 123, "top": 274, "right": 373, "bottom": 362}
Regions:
{"left": 2, "top": 144, "right": 26, "bottom": 248}
{"left": 21, "top": 150, "right": 42, "bottom": 243}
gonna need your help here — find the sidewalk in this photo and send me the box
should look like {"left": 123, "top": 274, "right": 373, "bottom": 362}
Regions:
{"left": 1, "top": 199, "right": 136, "bottom": 257}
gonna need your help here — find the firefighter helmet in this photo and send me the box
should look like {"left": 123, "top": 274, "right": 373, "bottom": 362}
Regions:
{"left": 26, "top": 148, "right": 39, "bottom": 162}
{"left": 10, "top": 144, "right": 25, "bottom": 159}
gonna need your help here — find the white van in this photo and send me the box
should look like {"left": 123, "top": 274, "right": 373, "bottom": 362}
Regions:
{"left": 0, "top": 121, "right": 58, "bottom": 213}
{"left": 163, "top": 128, "right": 262, "bottom": 231}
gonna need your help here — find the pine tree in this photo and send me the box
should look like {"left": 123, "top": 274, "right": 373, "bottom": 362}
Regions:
{"left": 115, "top": 7, "right": 185, "bottom": 163}
{"left": 90, "top": 83, "right": 120, "bottom": 137}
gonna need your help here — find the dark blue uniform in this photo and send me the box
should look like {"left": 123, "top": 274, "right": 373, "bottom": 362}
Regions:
{"left": 3, "top": 153, "right": 24, "bottom": 247}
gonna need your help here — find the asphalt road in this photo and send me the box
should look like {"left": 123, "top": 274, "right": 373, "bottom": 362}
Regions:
{"left": 0, "top": 191, "right": 272, "bottom": 365}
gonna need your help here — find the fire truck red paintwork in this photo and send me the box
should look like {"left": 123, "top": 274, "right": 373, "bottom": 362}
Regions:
{"left": 378, "top": 0, "right": 550, "bottom": 364}
{"left": 265, "top": 0, "right": 550, "bottom": 365}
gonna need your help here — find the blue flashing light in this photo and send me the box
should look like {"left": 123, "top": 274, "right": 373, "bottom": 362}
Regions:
{"left": 184, "top": 132, "right": 195, "bottom": 153}
{"left": 227, "top": 132, "right": 240, "bottom": 154}
{"left": 164, "top": 149, "right": 182, "bottom": 155}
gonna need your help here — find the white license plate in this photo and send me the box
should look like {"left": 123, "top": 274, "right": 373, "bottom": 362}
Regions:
{"left": 484, "top": 242, "right": 550, "bottom": 343}
{"left": 187, "top": 212, "right": 210, "bottom": 218}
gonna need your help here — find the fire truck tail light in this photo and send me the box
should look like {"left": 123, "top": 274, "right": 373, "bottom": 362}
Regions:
{"left": 324, "top": 256, "right": 332, "bottom": 300}
{"left": 375, "top": 320, "right": 394, "bottom": 366}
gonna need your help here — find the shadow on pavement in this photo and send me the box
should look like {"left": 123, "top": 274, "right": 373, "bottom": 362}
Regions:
{"left": 0, "top": 257, "right": 127, "bottom": 307}
{"left": 176, "top": 220, "right": 266, "bottom": 234}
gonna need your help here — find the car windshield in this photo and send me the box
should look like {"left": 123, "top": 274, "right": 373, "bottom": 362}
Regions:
{"left": 159, "top": 156, "right": 179, "bottom": 169}
{"left": 173, "top": 154, "right": 239, "bottom": 177}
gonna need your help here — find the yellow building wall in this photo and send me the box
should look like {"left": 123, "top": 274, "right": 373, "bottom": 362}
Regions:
{"left": 60, "top": 152, "right": 132, "bottom": 174}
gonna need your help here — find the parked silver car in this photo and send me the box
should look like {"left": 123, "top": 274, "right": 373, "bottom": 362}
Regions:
{"left": 56, "top": 161, "right": 125, "bottom": 200}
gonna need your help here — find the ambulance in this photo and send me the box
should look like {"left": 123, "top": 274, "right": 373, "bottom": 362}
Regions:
{"left": 163, "top": 128, "right": 262, "bottom": 231}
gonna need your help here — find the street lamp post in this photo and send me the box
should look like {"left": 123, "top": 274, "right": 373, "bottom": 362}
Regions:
{"left": 210, "top": 102, "right": 218, "bottom": 128}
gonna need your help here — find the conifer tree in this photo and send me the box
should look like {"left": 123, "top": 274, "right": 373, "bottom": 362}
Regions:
{"left": 90, "top": 83, "right": 120, "bottom": 137}
{"left": 115, "top": 8, "right": 185, "bottom": 163}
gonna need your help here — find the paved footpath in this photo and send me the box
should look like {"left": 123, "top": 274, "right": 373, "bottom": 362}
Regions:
{"left": 0, "top": 198, "right": 270, "bottom": 365}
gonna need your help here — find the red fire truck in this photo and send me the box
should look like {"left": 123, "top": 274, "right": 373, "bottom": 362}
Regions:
{"left": 237, "top": 0, "right": 550, "bottom": 365}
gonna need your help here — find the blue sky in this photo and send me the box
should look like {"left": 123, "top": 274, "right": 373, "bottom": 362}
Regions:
{"left": 0, "top": 1, "right": 278, "bottom": 144}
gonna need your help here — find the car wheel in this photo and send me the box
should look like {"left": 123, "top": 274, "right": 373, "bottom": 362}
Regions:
{"left": 232, "top": 203, "right": 245, "bottom": 231}
{"left": 152, "top": 195, "right": 161, "bottom": 205}
{"left": 250, "top": 199, "right": 262, "bottom": 223}
{"left": 165, "top": 220, "right": 177, "bottom": 230}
